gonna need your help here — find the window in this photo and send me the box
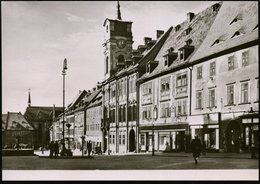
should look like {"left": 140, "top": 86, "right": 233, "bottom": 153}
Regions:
{"left": 142, "top": 106, "right": 151, "bottom": 120}
{"left": 242, "top": 51, "right": 249, "bottom": 67}
{"left": 231, "top": 31, "right": 241, "bottom": 38}
{"left": 196, "top": 91, "right": 202, "bottom": 109}
{"left": 197, "top": 66, "right": 203, "bottom": 79}
{"left": 186, "top": 39, "right": 192, "bottom": 46}
{"left": 119, "top": 132, "right": 122, "bottom": 144}
{"left": 210, "top": 61, "right": 216, "bottom": 76}
{"left": 141, "top": 135, "right": 145, "bottom": 145}
{"left": 186, "top": 27, "right": 192, "bottom": 35}
{"left": 256, "top": 79, "right": 259, "bottom": 101}
{"left": 160, "top": 103, "right": 171, "bottom": 118}
{"left": 228, "top": 56, "right": 234, "bottom": 71}
{"left": 122, "top": 132, "right": 126, "bottom": 145}
{"left": 118, "top": 55, "right": 125, "bottom": 64}
{"left": 176, "top": 73, "right": 188, "bottom": 95}
{"left": 209, "top": 88, "right": 216, "bottom": 107}
{"left": 227, "top": 84, "right": 235, "bottom": 105}
{"left": 176, "top": 74, "right": 187, "bottom": 87}
{"left": 179, "top": 49, "right": 184, "bottom": 60}
{"left": 143, "top": 82, "right": 152, "bottom": 95}
{"left": 176, "top": 100, "right": 187, "bottom": 116}
{"left": 105, "top": 57, "right": 109, "bottom": 74}
{"left": 161, "top": 77, "right": 170, "bottom": 93}
{"left": 146, "top": 63, "right": 150, "bottom": 73}
{"left": 241, "top": 82, "right": 249, "bottom": 103}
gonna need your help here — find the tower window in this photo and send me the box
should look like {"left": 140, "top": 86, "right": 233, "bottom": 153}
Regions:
{"left": 106, "top": 25, "right": 108, "bottom": 33}
{"left": 118, "top": 55, "right": 125, "bottom": 64}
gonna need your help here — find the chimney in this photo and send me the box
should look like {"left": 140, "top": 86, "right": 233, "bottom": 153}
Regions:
{"left": 93, "top": 87, "right": 96, "bottom": 91}
{"left": 144, "top": 37, "right": 152, "bottom": 46}
{"left": 187, "top": 12, "right": 195, "bottom": 22}
{"left": 97, "top": 82, "right": 102, "bottom": 90}
{"left": 79, "top": 90, "right": 82, "bottom": 94}
{"left": 156, "top": 30, "right": 164, "bottom": 39}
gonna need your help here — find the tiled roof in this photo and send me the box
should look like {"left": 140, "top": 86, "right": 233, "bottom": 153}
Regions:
{"left": 86, "top": 92, "right": 102, "bottom": 109}
{"left": 24, "top": 106, "right": 63, "bottom": 123}
{"left": 3, "top": 112, "right": 34, "bottom": 131}
{"left": 67, "top": 90, "right": 87, "bottom": 109}
{"left": 190, "top": 1, "right": 258, "bottom": 62}
{"left": 138, "top": 2, "right": 221, "bottom": 82}
{"left": 2, "top": 114, "right": 8, "bottom": 130}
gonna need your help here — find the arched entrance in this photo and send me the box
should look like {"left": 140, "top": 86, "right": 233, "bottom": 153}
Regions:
{"left": 225, "top": 120, "right": 242, "bottom": 152}
{"left": 129, "top": 129, "right": 135, "bottom": 152}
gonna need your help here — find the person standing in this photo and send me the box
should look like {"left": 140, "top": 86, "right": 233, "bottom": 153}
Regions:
{"left": 190, "top": 135, "right": 202, "bottom": 164}
{"left": 49, "top": 141, "right": 54, "bottom": 157}
{"left": 87, "top": 141, "right": 92, "bottom": 157}
{"left": 54, "top": 141, "right": 59, "bottom": 157}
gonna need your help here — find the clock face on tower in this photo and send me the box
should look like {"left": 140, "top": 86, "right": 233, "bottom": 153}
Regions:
{"left": 116, "top": 39, "right": 126, "bottom": 49}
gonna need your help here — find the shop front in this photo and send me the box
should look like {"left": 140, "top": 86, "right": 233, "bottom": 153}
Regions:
{"left": 188, "top": 113, "right": 220, "bottom": 152}
{"left": 139, "top": 124, "right": 189, "bottom": 152}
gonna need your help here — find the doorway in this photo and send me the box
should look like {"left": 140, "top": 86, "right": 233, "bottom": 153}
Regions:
{"left": 129, "top": 129, "right": 135, "bottom": 152}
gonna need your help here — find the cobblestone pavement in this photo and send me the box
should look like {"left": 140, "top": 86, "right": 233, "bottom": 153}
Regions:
{"left": 2, "top": 151, "right": 259, "bottom": 170}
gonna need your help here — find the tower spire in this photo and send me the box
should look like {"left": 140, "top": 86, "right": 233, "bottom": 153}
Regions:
{"left": 117, "top": 1, "right": 122, "bottom": 20}
{"left": 28, "top": 88, "right": 31, "bottom": 107}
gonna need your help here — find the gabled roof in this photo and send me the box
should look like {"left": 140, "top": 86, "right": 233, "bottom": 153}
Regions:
{"left": 24, "top": 106, "right": 63, "bottom": 123}
{"left": 86, "top": 92, "right": 102, "bottom": 109}
{"left": 67, "top": 90, "right": 87, "bottom": 110}
{"left": 138, "top": 2, "right": 221, "bottom": 83}
{"left": 3, "top": 112, "right": 34, "bottom": 131}
{"left": 190, "top": 1, "right": 258, "bottom": 63}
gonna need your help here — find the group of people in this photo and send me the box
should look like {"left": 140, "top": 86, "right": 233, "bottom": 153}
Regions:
{"left": 49, "top": 141, "right": 59, "bottom": 157}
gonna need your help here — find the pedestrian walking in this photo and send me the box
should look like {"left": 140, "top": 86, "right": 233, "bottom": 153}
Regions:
{"left": 49, "top": 141, "right": 54, "bottom": 157}
{"left": 87, "top": 141, "right": 92, "bottom": 157}
{"left": 54, "top": 141, "right": 59, "bottom": 157}
{"left": 190, "top": 135, "right": 202, "bottom": 164}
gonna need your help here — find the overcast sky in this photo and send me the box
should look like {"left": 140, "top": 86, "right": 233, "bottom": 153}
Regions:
{"left": 2, "top": 1, "right": 218, "bottom": 114}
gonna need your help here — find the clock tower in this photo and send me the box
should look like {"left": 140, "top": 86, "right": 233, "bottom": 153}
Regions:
{"left": 103, "top": 1, "right": 133, "bottom": 80}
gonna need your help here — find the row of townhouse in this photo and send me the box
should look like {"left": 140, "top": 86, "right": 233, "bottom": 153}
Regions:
{"left": 49, "top": 1, "right": 258, "bottom": 155}
{"left": 101, "top": 1, "right": 258, "bottom": 154}
{"left": 50, "top": 86, "right": 103, "bottom": 152}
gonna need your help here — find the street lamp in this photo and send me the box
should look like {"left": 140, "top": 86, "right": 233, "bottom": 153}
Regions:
{"left": 152, "top": 105, "right": 158, "bottom": 156}
{"left": 61, "top": 58, "right": 68, "bottom": 156}
{"left": 66, "top": 123, "right": 71, "bottom": 150}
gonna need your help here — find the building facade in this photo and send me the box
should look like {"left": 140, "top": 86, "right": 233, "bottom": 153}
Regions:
{"left": 2, "top": 112, "right": 34, "bottom": 149}
{"left": 189, "top": 1, "right": 258, "bottom": 153}
{"left": 137, "top": 3, "right": 221, "bottom": 153}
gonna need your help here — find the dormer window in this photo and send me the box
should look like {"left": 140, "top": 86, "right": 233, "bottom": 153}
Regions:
{"left": 186, "top": 27, "right": 192, "bottom": 35}
{"left": 211, "top": 39, "right": 224, "bottom": 46}
{"left": 146, "top": 63, "right": 150, "bottom": 73}
{"left": 175, "top": 25, "right": 181, "bottom": 32}
{"left": 185, "top": 39, "right": 192, "bottom": 46}
{"left": 231, "top": 31, "right": 242, "bottom": 38}
{"left": 180, "top": 49, "right": 184, "bottom": 60}
{"left": 230, "top": 15, "right": 242, "bottom": 25}
{"left": 146, "top": 60, "right": 159, "bottom": 73}
{"left": 178, "top": 45, "right": 194, "bottom": 61}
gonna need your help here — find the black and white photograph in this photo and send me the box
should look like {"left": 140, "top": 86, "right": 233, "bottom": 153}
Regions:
{"left": 2, "top": 1, "right": 259, "bottom": 181}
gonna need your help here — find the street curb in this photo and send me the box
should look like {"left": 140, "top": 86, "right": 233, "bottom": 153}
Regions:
{"left": 38, "top": 156, "right": 94, "bottom": 159}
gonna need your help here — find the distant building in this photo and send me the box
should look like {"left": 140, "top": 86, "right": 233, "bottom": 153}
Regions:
{"left": 85, "top": 88, "right": 102, "bottom": 152}
{"left": 23, "top": 92, "right": 63, "bottom": 149}
{"left": 2, "top": 112, "right": 34, "bottom": 149}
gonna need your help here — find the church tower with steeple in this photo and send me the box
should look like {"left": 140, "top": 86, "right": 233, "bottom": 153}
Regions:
{"left": 103, "top": 1, "right": 133, "bottom": 80}
{"left": 28, "top": 88, "right": 31, "bottom": 107}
